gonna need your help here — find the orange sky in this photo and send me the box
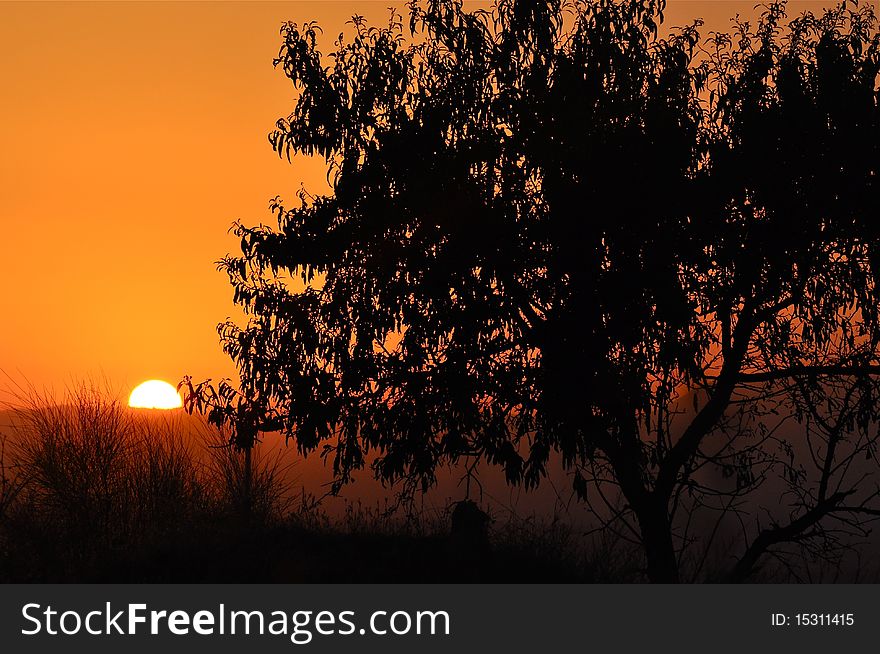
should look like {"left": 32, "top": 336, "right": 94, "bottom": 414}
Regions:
{"left": 0, "top": 1, "right": 854, "bottom": 396}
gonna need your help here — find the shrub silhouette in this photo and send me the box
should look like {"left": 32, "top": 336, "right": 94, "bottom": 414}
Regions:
{"left": 0, "top": 382, "right": 617, "bottom": 582}
{"left": 187, "top": 0, "right": 880, "bottom": 582}
{"left": 0, "top": 435, "right": 22, "bottom": 528}
{"left": 0, "top": 383, "right": 296, "bottom": 581}
{"left": 202, "top": 426, "right": 294, "bottom": 525}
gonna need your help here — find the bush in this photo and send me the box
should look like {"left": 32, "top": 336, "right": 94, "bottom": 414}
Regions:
{"left": 0, "top": 383, "right": 292, "bottom": 581}
{"left": 0, "top": 382, "right": 634, "bottom": 582}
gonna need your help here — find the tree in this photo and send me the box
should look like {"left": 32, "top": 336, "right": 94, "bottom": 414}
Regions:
{"left": 185, "top": 0, "right": 880, "bottom": 582}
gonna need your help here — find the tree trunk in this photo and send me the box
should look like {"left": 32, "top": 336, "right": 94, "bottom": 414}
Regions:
{"left": 637, "top": 503, "right": 679, "bottom": 583}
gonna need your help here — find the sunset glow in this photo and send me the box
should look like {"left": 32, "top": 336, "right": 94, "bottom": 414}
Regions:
{"left": 2, "top": 0, "right": 868, "bottom": 593}
{"left": 0, "top": 1, "right": 767, "bottom": 391}
{"left": 128, "top": 380, "right": 183, "bottom": 409}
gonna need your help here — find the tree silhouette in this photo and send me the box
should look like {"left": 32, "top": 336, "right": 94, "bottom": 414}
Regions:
{"left": 186, "top": 0, "right": 880, "bottom": 582}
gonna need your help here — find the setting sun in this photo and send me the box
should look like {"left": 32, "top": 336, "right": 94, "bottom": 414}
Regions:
{"left": 128, "top": 379, "right": 183, "bottom": 409}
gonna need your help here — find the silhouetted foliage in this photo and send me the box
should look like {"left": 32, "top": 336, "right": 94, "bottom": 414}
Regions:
{"left": 0, "top": 384, "right": 610, "bottom": 582}
{"left": 191, "top": 0, "right": 880, "bottom": 582}
{"left": 0, "top": 383, "right": 297, "bottom": 581}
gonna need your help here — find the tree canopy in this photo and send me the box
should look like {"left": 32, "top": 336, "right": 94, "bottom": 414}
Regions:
{"left": 184, "top": 0, "right": 880, "bottom": 582}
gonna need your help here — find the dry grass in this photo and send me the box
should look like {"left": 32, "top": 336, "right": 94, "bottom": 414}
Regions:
{"left": 0, "top": 381, "right": 634, "bottom": 582}
{"left": 0, "top": 435, "right": 23, "bottom": 525}
{"left": 201, "top": 428, "right": 295, "bottom": 525}
{"left": 0, "top": 382, "right": 295, "bottom": 581}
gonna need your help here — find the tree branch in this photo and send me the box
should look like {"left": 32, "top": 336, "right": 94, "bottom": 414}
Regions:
{"left": 655, "top": 311, "right": 755, "bottom": 500}
{"left": 739, "top": 364, "right": 880, "bottom": 384}
{"left": 726, "top": 490, "right": 855, "bottom": 582}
